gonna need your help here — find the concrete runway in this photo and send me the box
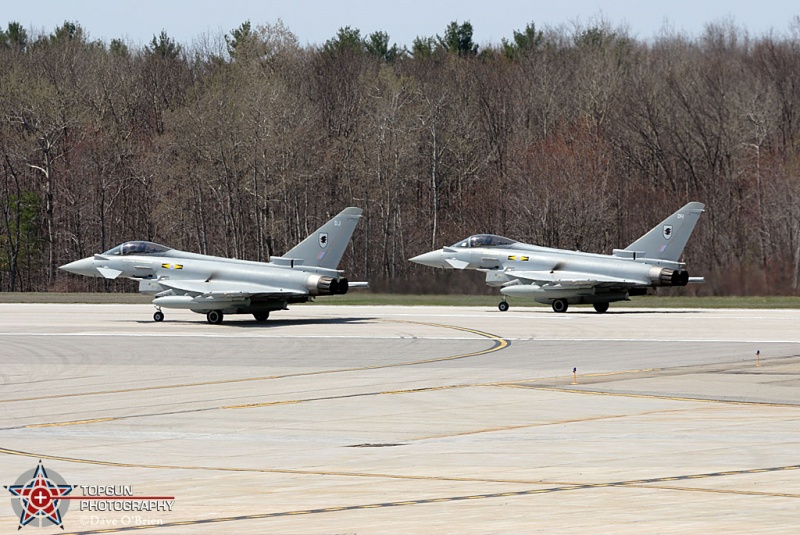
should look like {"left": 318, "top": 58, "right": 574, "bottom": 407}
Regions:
{"left": 1, "top": 303, "right": 799, "bottom": 533}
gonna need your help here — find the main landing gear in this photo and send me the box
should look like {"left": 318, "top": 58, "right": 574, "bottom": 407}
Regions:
{"left": 497, "top": 299, "right": 610, "bottom": 314}
{"left": 551, "top": 299, "right": 569, "bottom": 313}
{"left": 498, "top": 299, "right": 571, "bottom": 312}
{"left": 206, "top": 310, "right": 224, "bottom": 325}
{"left": 152, "top": 308, "right": 270, "bottom": 324}
{"left": 593, "top": 302, "right": 609, "bottom": 313}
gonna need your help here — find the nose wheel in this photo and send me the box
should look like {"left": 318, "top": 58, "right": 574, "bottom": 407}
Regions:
{"left": 153, "top": 309, "right": 164, "bottom": 322}
{"left": 498, "top": 301, "right": 509, "bottom": 312}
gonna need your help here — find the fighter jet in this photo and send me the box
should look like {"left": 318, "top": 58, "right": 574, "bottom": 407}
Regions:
{"left": 60, "top": 207, "right": 365, "bottom": 324}
{"left": 410, "top": 202, "right": 705, "bottom": 313}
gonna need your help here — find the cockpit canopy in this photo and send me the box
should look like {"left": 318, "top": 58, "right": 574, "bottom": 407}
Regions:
{"left": 102, "top": 241, "right": 172, "bottom": 256}
{"left": 451, "top": 234, "right": 517, "bottom": 248}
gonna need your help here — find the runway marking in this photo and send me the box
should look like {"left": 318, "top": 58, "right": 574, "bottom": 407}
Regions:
{"left": 0, "top": 332, "right": 488, "bottom": 340}
{"left": 8, "top": 385, "right": 473, "bottom": 429}
{"left": 223, "top": 384, "right": 464, "bottom": 409}
{"left": 8, "top": 378, "right": 549, "bottom": 429}
{"left": 10, "top": 383, "right": 705, "bottom": 430}
{"left": 0, "top": 446, "right": 543, "bottom": 483}
{"left": 630, "top": 484, "right": 800, "bottom": 499}
{"left": 412, "top": 406, "right": 703, "bottom": 440}
{"left": 5, "top": 332, "right": 799, "bottom": 344}
{"left": 15, "top": 366, "right": 795, "bottom": 429}
{"left": 502, "top": 338, "right": 800, "bottom": 344}
{"left": 0, "top": 321, "right": 508, "bottom": 406}
{"left": 25, "top": 417, "right": 117, "bottom": 428}
{"left": 12, "top": 362, "right": 798, "bottom": 429}
{"left": 2, "top": 445, "right": 797, "bottom": 492}
{"left": 3, "top": 321, "right": 510, "bottom": 429}
{"left": 38, "top": 459, "right": 800, "bottom": 534}
{"left": 520, "top": 385, "right": 800, "bottom": 408}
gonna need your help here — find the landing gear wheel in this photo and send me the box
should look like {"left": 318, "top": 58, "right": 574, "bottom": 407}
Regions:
{"left": 593, "top": 302, "right": 609, "bottom": 313}
{"left": 206, "top": 310, "right": 224, "bottom": 325}
{"left": 552, "top": 299, "right": 569, "bottom": 313}
{"left": 498, "top": 301, "right": 509, "bottom": 312}
{"left": 153, "top": 310, "right": 164, "bottom": 322}
{"left": 253, "top": 312, "right": 270, "bottom": 322}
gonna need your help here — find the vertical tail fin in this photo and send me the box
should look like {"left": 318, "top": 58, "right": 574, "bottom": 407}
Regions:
{"left": 623, "top": 202, "right": 705, "bottom": 261}
{"left": 283, "top": 207, "right": 363, "bottom": 269}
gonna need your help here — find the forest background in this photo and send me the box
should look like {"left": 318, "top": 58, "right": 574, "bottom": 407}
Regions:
{"left": 2, "top": 18, "right": 800, "bottom": 296}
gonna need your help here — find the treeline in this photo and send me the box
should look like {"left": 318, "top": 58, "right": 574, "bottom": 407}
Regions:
{"left": 2, "top": 18, "right": 800, "bottom": 295}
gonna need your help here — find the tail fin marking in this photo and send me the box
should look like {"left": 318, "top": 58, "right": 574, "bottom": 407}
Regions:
{"left": 282, "top": 207, "right": 363, "bottom": 269}
{"left": 622, "top": 202, "right": 705, "bottom": 262}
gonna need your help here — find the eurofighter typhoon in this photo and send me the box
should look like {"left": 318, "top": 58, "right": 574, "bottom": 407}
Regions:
{"left": 60, "top": 207, "right": 365, "bottom": 324}
{"left": 410, "top": 202, "right": 705, "bottom": 313}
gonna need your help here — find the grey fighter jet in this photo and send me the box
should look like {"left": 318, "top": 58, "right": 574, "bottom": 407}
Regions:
{"left": 60, "top": 207, "right": 365, "bottom": 324}
{"left": 410, "top": 202, "right": 705, "bottom": 313}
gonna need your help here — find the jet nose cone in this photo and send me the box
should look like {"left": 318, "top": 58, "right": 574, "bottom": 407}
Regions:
{"left": 59, "top": 257, "right": 100, "bottom": 277}
{"left": 409, "top": 250, "right": 449, "bottom": 269}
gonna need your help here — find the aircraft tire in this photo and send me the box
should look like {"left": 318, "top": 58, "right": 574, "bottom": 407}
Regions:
{"left": 207, "top": 310, "right": 224, "bottom": 325}
{"left": 253, "top": 312, "right": 270, "bottom": 322}
{"left": 153, "top": 310, "right": 164, "bottom": 322}
{"left": 498, "top": 301, "right": 509, "bottom": 312}
{"left": 593, "top": 302, "right": 609, "bottom": 313}
{"left": 552, "top": 299, "right": 569, "bottom": 313}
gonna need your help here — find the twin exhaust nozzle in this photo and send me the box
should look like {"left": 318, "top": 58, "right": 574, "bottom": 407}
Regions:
{"left": 308, "top": 275, "right": 349, "bottom": 295}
